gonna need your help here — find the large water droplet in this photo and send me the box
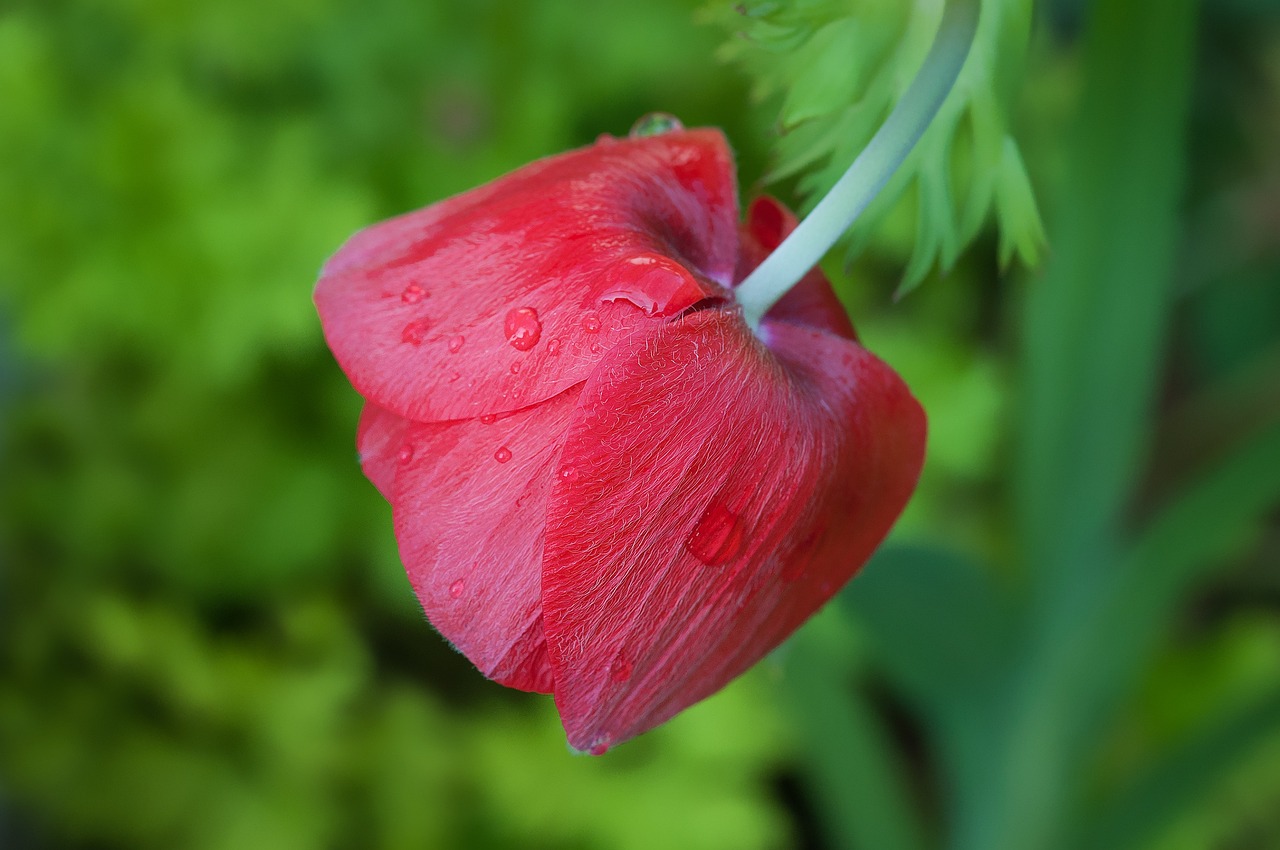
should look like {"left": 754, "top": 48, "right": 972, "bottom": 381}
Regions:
{"left": 547, "top": 338, "right": 562, "bottom": 356}
{"left": 581, "top": 311, "right": 601, "bottom": 333}
{"left": 504, "top": 306, "right": 542, "bottom": 351}
{"left": 447, "top": 334, "right": 465, "bottom": 353}
{"left": 401, "top": 283, "right": 427, "bottom": 304}
{"left": 629, "top": 112, "right": 684, "bottom": 138}
{"left": 685, "top": 502, "right": 744, "bottom": 566}
{"left": 494, "top": 446, "right": 512, "bottom": 464}
{"left": 609, "top": 652, "right": 633, "bottom": 683}
{"left": 401, "top": 318, "right": 431, "bottom": 345}
{"left": 449, "top": 579, "right": 464, "bottom": 599}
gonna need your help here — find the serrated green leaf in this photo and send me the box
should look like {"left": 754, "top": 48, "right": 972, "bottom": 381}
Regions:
{"left": 707, "top": 0, "right": 1044, "bottom": 286}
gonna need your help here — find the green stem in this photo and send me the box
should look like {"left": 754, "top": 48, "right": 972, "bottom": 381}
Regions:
{"left": 736, "top": 0, "right": 979, "bottom": 330}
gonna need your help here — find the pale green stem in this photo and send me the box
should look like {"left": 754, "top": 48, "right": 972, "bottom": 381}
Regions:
{"left": 736, "top": 0, "right": 980, "bottom": 330}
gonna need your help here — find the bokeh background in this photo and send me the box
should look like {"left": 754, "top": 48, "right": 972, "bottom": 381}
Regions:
{"left": 2, "top": 1, "right": 1279, "bottom": 848}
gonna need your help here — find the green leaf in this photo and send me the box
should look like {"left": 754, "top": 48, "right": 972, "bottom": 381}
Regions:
{"left": 1077, "top": 686, "right": 1280, "bottom": 850}
{"left": 781, "top": 616, "right": 929, "bottom": 850}
{"left": 841, "top": 545, "right": 1010, "bottom": 714}
{"left": 1014, "top": 0, "right": 1198, "bottom": 604}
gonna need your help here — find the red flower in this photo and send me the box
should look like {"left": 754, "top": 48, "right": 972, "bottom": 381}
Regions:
{"left": 315, "top": 128, "right": 925, "bottom": 753}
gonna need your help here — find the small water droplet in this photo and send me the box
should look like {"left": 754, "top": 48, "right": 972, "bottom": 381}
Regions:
{"left": 510, "top": 361, "right": 521, "bottom": 375}
{"left": 629, "top": 112, "right": 684, "bottom": 138}
{"left": 401, "top": 318, "right": 431, "bottom": 345}
{"left": 558, "top": 465, "right": 579, "bottom": 483}
{"left": 397, "top": 444, "right": 414, "bottom": 465}
{"left": 447, "top": 334, "right": 465, "bottom": 353}
{"left": 504, "top": 306, "right": 543, "bottom": 351}
{"left": 589, "top": 342, "right": 602, "bottom": 354}
{"left": 595, "top": 132, "right": 617, "bottom": 146}
{"left": 401, "top": 283, "right": 427, "bottom": 304}
{"left": 449, "top": 579, "right": 464, "bottom": 598}
{"left": 479, "top": 413, "right": 497, "bottom": 425}
{"left": 609, "top": 652, "right": 633, "bottom": 683}
{"left": 686, "top": 502, "right": 744, "bottom": 566}
{"left": 589, "top": 735, "right": 614, "bottom": 756}
{"left": 547, "top": 338, "right": 562, "bottom": 356}
{"left": 581, "top": 311, "right": 601, "bottom": 333}
{"left": 494, "top": 446, "right": 512, "bottom": 464}
{"left": 447, "top": 371, "right": 461, "bottom": 383}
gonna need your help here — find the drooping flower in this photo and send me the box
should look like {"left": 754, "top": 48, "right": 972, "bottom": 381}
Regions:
{"left": 314, "top": 125, "right": 925, "bottom": 753}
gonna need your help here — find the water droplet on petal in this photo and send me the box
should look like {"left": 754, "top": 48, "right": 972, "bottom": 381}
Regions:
{"left": 447, "top": 371, "right": 461, "bottom": 383}
{"left": 448, "top": 334, "right": 465, "bottom": 353}
{"left": 401, "top": 318, "right": 431, "bottom": 345}
{"left": 504, "top": 306, "right": 542, "bottom": 351}
{"left": 595, "top": 133, "right": 617, "bottom": 146}
{"left": 558, "top": 465, "right": 579, "bottom": 483}
{"left": 589, "top": 735, "right": 614, "bottom": 756}
{"left": 449, "top": 579, "right": 464, "bottom": 599}
{"left": 397, "top": 444, "right": 414, "bottom": 464}
{"left": 629, "top": 112, "right": 684, "bottom": 138}
{"left": 510, "top": 361, "right": 521, "bottom": 375}
{"left": 401, "top": 283, "right": 427, "bottom": 303}
{"left": 494, "top": 446, "right": 512, "bottom": 464}
{"left": 581, "top": 311, "right": 601, "bottom": 333}
{"left": 589, "top": 342, "right": 602, "bottom": 354}
{"left": 479, "top": 414, "right": 497, "bottom": 425}
{"left": 609, "top": 652, "right": 633, "bottom": 683}
{"left": 686, "top": 502, "right": 744, "bottom": 566}
{"left": 547, "top": 338, "right": 562, "bottom": 356}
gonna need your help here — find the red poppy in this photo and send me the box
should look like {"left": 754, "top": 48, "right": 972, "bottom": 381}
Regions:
{"left": 314, "top": 127, "right": 925, "bottom": 753}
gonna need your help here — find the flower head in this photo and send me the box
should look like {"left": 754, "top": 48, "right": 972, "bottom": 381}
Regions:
{"left": 315, "top": 126, "right": 925, "bottom": 753}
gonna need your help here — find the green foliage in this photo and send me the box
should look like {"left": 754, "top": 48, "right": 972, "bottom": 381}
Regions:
{"left": 704, "top": 0, "right": 1045, "bottom": 291}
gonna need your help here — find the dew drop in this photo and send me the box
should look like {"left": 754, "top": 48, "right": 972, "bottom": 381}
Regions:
{"left": 589, "top": 342, "right": 602, "bottom": 354}
{"left": 479, "top": 414, "right": 497, "bottom": 425}
{"left": 547, "top": 338, "right": 562, "bottom": 356}
{"left": 504, "top": 306, "right": 543, "bottom": 351}
{"left": 447, "top": 334, "right": 465, "bottom": 353}
{"left": 401, "top": 283, "right": 427, "bottom": 304}
{"left": 397, "top": 444, "right": 414, "bottom": 465}
{"left": 447, "top": 371, "right": 461, "bottom": 383}
{"left": 558, "top": 465, "right": 579, "bottom": 483}
{"left": 685, "top": 501, "right": 744, "bottom": 566}
{"left": 449, "top": 579, "right": 464, "bottom": 599}
{"left": 629, "top": 112, "right": 684, "bottom": 138}
{"left": 401, "top": 318, "right": 431, "bottom": 345}
{"left": 510, "top": 361, "right": 521, "bottom": 375}
{"left": 609, "top": 652, "right": 633, "bottom": 683}
{"left": 494, "top": 446, "right": 512, "bottom": 464}
{"left": 589, "top": 735, "right": 613, "bottom": 756}
{"left": 581, "top": 311, "right": 602, "bottom": 333}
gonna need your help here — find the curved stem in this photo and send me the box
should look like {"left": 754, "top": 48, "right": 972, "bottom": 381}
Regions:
{"left": 737, "top": 0, "right": 980, "bottom": 330}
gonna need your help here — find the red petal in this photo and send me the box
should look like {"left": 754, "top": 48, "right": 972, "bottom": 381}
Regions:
{"left": 541, "top": 309, "right": 924, "bottom": 751}
{"left": 315, "top": 130, "right": 739, "bottom": 424}
{"left": 735, "top": 196, "right": 858, "bottom": 341}
{"left": 391, "top": 388, "right": 584, "bottom": 693}
{"left": 356, "top": 402, "right": 412, "bottom": 500}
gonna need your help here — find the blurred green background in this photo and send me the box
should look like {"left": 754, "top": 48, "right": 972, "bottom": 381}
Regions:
{"left": 2, "top": 1, "right": 1279, "bottom": 848}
